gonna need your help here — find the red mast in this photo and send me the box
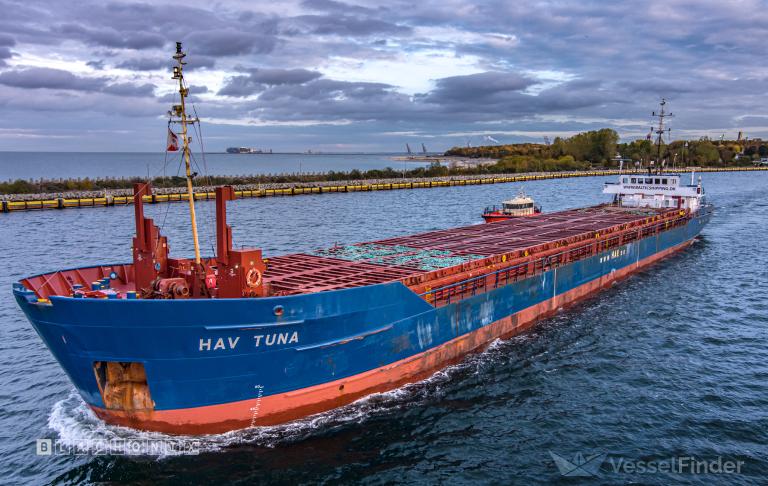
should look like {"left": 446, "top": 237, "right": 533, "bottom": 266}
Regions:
{"left": 131, "top": 182, "right": 168, "bottom": 293}
{"left": 214, "top": 186, "right": 267, "bottom": 298}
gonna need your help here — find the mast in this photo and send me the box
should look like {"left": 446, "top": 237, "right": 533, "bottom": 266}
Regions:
{"left": 652, "top": 98, "right": 673, "bottom": 174}
{"left": 171, "top": 42, "right": 202, "bottom": 265}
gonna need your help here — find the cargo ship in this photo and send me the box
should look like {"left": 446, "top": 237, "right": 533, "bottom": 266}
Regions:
{"left": 482, "top": 191, "right": 541, "bottom": 222}
{"left": 14, "top": 46, "right": 712, "bottom": 435}
{"left": 226, "top": 147, "right": 272, "bottom": 154}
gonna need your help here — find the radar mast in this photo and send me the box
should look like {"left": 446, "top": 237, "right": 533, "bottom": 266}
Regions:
{"left": 652, "top": 99, "right": 673, "bottom": 174}
{"left": 170, "top": 42, "right": 202, "bottom": 265}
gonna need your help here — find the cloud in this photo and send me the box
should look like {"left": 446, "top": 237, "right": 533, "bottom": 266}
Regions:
{"left": 0, "top": 85, "right": 161, "bottom": 117}
{"left": 0, "top": 68, "right": 158, "bottom": 98}
{"left": 181, "top": 55, "right": 216, "bottom": 70}
{"left": 0, "top": 47, "right": 12, "bottom": 67}
{"left": 86, "top": 59, "right": 105, "bottom": 70}
{"left": 115, "top": 57, "right": 168, "bottom": 71}
{"left": 189, "top": 85, "right": 210, "bottom": 94}
{"left": 219, "top": 68, "right": 323, "bottom": 96}
{"left": 0, "top": 33, "right": 15, "bottom": 66}
{"left": 257, "top": 78, "right": 396, "bottom": 103}
{"left": 0, "top": 67, "right": 106, "bottom": 91}
{"left": 301, "top": 0, "right": 378, "bottom": 16}
{"left": 289, "top": 15, "right": 411, "bottom": 36}
{"left": 246, "top": 68, "right": 323, "bottom": 85}
{"left": 57, "top": 23, "right": 166, "bottom": 50}
{"left": 621, "top": 79, "right": 695, "bottom": 96}
{"left": 113, "top": 56, "right": 214, "bottom": 73}
{"left": 191, "top": 30, "right": 276, "bottom": 56}
{"left": 420, "top": 71, "right": 536, "bottom": 105}
{"left": 1, "top": 0, "right": 767, "bottom": 152}
{"left": 227, "top": 72, "right": 615, "bottom": 126}
{"left": 102, "top": 82, "right": 156, "bottom": 97}
{"left": 0, "top": 34, "right": 15, "bottom": 47}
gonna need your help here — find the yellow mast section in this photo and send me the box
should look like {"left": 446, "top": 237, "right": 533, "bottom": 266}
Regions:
{"left": 172, "top": 42, "right": 202, "bottom": 264}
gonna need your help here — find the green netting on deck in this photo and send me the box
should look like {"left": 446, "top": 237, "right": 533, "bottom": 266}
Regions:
{"left": 313, "top": 243, "right": 485, "bottom": 271}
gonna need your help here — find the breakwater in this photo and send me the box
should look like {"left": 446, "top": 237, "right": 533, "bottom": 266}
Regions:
{"left": 2, "top": 166, "right": 766, "bottom": 213}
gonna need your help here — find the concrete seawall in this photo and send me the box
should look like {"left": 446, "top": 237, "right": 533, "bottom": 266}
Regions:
{"left": 2, "top": 167, "right": 766, "bottom": 213}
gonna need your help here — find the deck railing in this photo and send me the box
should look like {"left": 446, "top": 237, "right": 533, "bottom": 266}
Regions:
{"left": 418, "top": 208, "right": 710, "bottom": 307}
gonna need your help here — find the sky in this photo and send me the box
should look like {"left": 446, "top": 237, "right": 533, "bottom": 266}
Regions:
{"left": 0, "top": 0, "right": 767, "bottom": 152}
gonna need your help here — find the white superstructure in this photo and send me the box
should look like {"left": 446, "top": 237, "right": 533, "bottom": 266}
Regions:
{"left": 500, "top": 192, "right": 538, "bottom": 216}
{"left": 603, "top": 172, "right": 705, "bottom": 212}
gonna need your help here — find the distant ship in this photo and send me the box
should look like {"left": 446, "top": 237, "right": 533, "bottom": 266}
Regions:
{"left": 14, "top": 47, "right": 712, "bottom": 435}
{"left": 226, "top": 147, "right": 272, "bottom": 154}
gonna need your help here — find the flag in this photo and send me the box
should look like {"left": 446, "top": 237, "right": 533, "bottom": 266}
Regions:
{"left": 167, "top": 128, "right": 179, "bottom": 152}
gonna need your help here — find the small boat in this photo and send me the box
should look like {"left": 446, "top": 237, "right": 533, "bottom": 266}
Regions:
{"left": 482, "top": 191, "right": 542, "bottom": 223}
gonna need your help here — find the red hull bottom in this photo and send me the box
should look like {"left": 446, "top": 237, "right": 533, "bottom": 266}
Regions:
{"left": 482, "top": 213, "right": 540, "bottom": 223}
{"left": 91, "top": 239, "right": 693, "bottom": 435}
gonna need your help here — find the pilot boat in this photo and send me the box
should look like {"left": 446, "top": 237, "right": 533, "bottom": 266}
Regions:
{"left": 482, "top": 191, "right": 542, "bottom": 222}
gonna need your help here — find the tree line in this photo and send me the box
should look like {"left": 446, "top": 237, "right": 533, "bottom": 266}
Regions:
{"left": 446, "top": 129, "right": 767, "bottom": 169}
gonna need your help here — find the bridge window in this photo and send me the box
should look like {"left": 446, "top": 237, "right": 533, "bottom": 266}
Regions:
{"left": 662, "top": 178, "right": 668, "bottom": 184}
{"left": 654, "top": 178, "right": 660, "bottom": 184}
{"left": 504, "top": 203, "right": 534, "bottom": 210}
{"left": 645, "top": 178, "right": 653, "bottom": 183}
{"left": 631, "top": 178, "right": 637, "bottom": 183}
{"left": 622, "top": 177, "right": 628, "bottom": 183}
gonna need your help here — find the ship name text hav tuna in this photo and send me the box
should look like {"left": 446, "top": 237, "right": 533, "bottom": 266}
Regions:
{"left": 199, "top": 332, "right": 301, "bottom": 352}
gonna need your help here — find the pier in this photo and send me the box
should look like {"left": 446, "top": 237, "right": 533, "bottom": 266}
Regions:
{"left": 2, "top": 166, "right": 766, "bottom": 213}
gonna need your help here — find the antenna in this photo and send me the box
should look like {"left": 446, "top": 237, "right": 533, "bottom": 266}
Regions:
{"left": 651, "top": 98, "right": 673, "bottom": 174}
{"left": 170, "top": 41, "right": 202, "bottom": 265}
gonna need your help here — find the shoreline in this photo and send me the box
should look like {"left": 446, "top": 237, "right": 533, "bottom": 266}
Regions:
{"left": 2, "top": 166, "right": 766, "bottom": 213}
